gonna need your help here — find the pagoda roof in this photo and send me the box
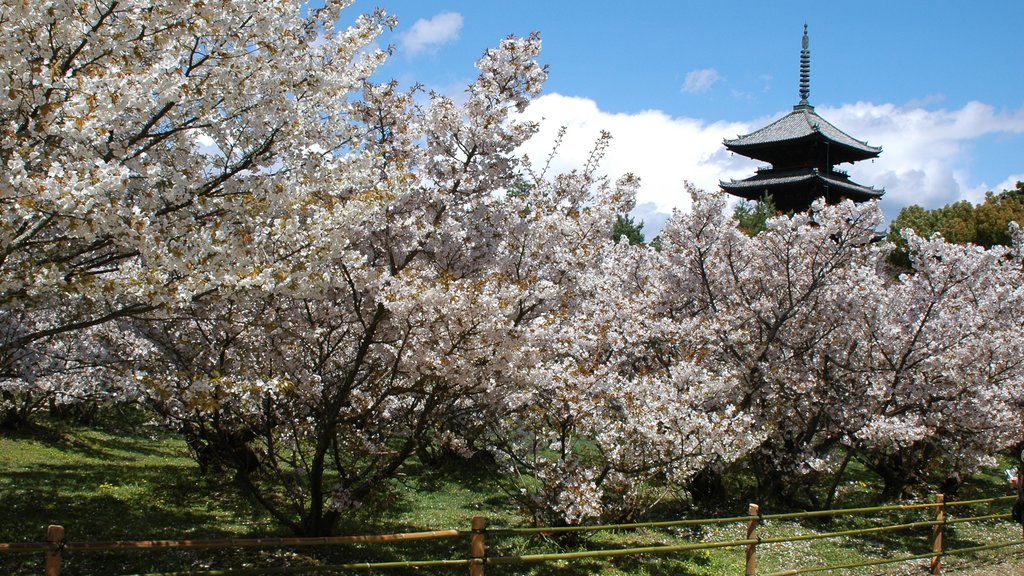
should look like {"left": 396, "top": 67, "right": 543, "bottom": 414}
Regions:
{"left": 724, "top": 105, "right": 881, "bottom": 160}
{"left": 720, "top": 168, "right": 883, "bottom": 201}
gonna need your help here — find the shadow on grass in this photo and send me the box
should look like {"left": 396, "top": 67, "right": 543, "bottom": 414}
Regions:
{"left": 0, "top": 463, "right": 258, "bottom": 541}
{"left": 781, "top": 501, "right": 1019, "bottom": 576}
{"left": 0, "top": 461, "right": 282, "bottom": 576}
{"left": 3, "top": 420, "right": 187, "bottom": 463}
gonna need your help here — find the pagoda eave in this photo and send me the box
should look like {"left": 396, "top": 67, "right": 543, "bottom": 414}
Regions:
{"left": 720, "top": 170, "right": 883, "bottom": 205}
{"left": 723, "top": 107, "right": 881, "bottom": 162}
{"left": 724, "top": 133, "right": 880, "bottom": 165}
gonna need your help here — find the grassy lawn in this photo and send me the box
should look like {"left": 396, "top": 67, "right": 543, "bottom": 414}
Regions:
{"left": 2, "top": 418, "right": 1023, "bottom": 575}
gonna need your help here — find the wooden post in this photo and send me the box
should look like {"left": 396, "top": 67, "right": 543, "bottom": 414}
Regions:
{"left": 930, "top": 493, "right": 945, "bottom": 575}
{"left": 45, "top": 525, "right": 64, "bottom": 576}
{"left": 469, "top": 515, "right": 486, "bottom": 576}
{"left": 745, "top": 503, "right": 759, "bottom": 576}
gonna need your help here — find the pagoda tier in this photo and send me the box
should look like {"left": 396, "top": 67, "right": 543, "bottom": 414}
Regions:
{"left": 723, "top": 105, "right": 881, "bottom": 167}
{"left": 721, "top": 167, "right": 881, "bottom": 212}
{"left": 720, "top": 25, "right": 883, "bottom": 212}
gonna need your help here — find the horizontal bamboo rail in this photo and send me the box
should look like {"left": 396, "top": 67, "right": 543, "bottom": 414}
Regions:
{"left": 759, "top": 518, "right": 944, "bottom": 545}
{"left": 0, "top": 529, "right": 461, "bottom": 553}
{"left": 486, "top": 538, "right": 758, "bottom": 565}
{"left": 764, "top": 539, "right": 1024, "bottom": 576}
{"left": 115, "top": 537, "right": 1024, "bottom": 576}
{"left": 759, "top": 495, "right": 1016, "bottom": 521}
{"left": 483, "top": 514, "right": 756, "bottom": 535}
{"left": 104, "top": 536, "right": 1024, "bottom": 576}
{"left": 945, "top": 512, "right": 1011, "bottom": 524}
{"left": 123, "top": 558, "right": 474, "bottom": 576}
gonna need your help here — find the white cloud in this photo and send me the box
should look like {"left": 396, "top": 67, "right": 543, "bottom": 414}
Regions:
{"left": 515, "top": 93, "right": 753, "bottom": 218}
{"left": 399, "top": 12, "right": 463, "bottom": 57}
{"left": 515, "top": 94, "right": 1024, "bottom": 234}
{"left": 632, "top": 202, "right": 671, "bottom": 241}
{"left": 993, "top": 174, "right": 1024, "bottom": 194}
{"left": 819, "top": 101, "right": 1024, "bottom": 220}
{"left": 681, "top": 68, "right": 722, "bottom": 94}
{"left": 731, "top": 89, "right": 755, "bottom": 101}
{"left": 192, "top": 130, "right": 221, "bottom": 157}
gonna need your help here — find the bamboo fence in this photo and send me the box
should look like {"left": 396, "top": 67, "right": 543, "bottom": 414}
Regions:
{"left": 3, "top": 494, "right": 1023, "bottom": 575}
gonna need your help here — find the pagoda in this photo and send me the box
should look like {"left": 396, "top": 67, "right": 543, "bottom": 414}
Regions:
{"left": 720, "top": 25, "right": 883, "bottom": 212}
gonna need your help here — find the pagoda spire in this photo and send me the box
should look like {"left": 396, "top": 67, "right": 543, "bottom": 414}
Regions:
{"left": 797, "top": 24, "right": 811, "bottom": 109}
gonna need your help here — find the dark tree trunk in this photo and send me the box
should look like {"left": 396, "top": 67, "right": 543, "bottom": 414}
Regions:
{"left": 688, "top": 466, "right": 728, "bottom": 503}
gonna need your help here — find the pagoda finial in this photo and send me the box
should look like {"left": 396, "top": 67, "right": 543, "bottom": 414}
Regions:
{"left": 797, "top": 23, "right": 811, "bottom": 108}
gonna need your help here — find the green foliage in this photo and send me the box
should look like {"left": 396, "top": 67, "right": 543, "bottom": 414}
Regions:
{"left": 976, "top": 184, "right": 1024, "bottom": 246}
{"left": 506, "top": 177, "right": 533, "bottom": 199}
{"left": 937, "top": 200, "right": 978, "bottom": 243}
{"left": 887, "top": 181, "right": 1024, "bottom": 265}
{"left": 732, "top": 194, "right": 777, "bottom": 236}
{"left": 612, "top": 213, "right": 646, "bottom": 245}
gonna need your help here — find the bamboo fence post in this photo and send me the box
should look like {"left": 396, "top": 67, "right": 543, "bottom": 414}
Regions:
{"left": 469, "top": 515, "right": 486, "bottom": 576}
{"left": 745, "top": 503, "right": 759, "bottom": 576}
{"left": 44, "top": 525, "right": 64, "bottom": 576}
{"left": 930, "top": 493, "right": 945, "bottom": 575}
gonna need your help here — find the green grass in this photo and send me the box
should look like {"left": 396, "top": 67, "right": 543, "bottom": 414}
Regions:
{"left": 1, "top": 427, "right": 264, "bottom": 533}
{"left": 0, "top": 419, "right": 282, "bottom": 575}
{"left": 2, "top": 419, "right": 1023, "bottom": 575}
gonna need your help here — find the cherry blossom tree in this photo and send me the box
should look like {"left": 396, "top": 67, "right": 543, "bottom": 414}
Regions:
{"left": 131, "top": 30, "right": 574, "bottom": 535}
{"left": 1, "top": 0, "right": 390, "bottom": 424}
{"left": 835, "top": 229, "right": 1024, "bottom": 498}
{"left": 655, "top": 190, "right": 883, "bottom": 504}
{"left": 659, "top": 189, "right": 1024, "bottom": 505}
{"left": 481, "top": 172, "right": 760, "bottom": 526}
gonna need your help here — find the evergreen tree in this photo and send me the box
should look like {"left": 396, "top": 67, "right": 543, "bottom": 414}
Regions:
{"left": 733, "top": 194, "right": 778, "bottom": 236}
{"left": 612, "top": 213, "right": 646, "bottom": 245}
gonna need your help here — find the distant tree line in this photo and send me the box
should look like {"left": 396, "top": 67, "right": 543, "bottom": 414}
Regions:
{"left": 887, "top": 181, "right": 1024, "bottom": 264}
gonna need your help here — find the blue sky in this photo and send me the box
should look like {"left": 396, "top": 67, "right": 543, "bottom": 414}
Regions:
{"left": 358, "top": 1, "right": 1024, "bottom": 235}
